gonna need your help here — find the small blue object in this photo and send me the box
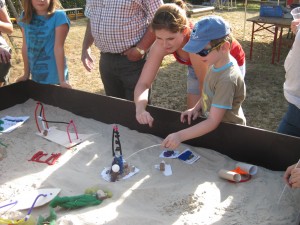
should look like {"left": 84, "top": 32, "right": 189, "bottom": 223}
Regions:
{"left": 163, "top": 150, "right": 174, "bottom": 157}
{"left": 178, "top": 150, "right": 193, "bottom": 161}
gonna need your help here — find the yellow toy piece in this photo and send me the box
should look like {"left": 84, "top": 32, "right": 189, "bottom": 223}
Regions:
{"left": 0, "top": 214, "right": 36, "bottom": 225}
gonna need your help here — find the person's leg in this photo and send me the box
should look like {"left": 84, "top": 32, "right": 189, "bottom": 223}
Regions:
{"left": 278, "top": 103, "right": 300, "bottom": 137}
{"left": 187, "top": 66, "right": 201, "bottom": 109}
{"left": 100, "top": 53, "right": 125, "bottom": 99}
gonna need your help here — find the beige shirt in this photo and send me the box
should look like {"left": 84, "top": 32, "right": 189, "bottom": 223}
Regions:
{"left": 201, "top": 61, "right": 246, "bottom": 125}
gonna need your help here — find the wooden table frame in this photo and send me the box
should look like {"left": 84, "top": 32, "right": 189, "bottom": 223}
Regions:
{"left": 247, "top": 16, "right": 292, "bottom": 64}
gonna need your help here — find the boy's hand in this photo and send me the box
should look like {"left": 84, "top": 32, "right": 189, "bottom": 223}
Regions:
{"left": 136, "top": 109, "right": 154, "bottom": 127}
{"left": 162, "top": 132, "right": 181, "bottom": 150}
{"left": 284, "top": 163, "right": 300, "bottom": 188}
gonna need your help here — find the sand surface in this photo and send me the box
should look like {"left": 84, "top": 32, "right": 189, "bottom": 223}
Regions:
{"left": 0, "top": 99, "right": 299, "bottom": 225}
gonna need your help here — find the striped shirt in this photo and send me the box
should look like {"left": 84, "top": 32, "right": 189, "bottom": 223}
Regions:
{"left": 85, "top": 0, "right": 163, "bottom": 53}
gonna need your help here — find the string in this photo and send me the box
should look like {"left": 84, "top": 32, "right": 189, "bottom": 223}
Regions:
{"left": 124, "top": 144, "right": 161, "bottom": 161}
{"left": 37, "top": 102, "right": 69, "bottom": 125}
{"left": 277, "top": 158, "right": 300, "bottom": 205}
{"left": 0, "top": 193, "right": 47, "bottom": 223}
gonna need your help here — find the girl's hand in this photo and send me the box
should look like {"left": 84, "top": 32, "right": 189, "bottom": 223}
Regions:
{"left": 0, "top": 47, "right": 11, "bottom": 64}
{"left": 136, "top": 109, "right": 154, "bottom": 127}
{"left": 181, "top": 107, "right": 200, "bottom": 125}
{"left": 60, "top": 81, "right": 72, "bottom": 89}
{"left": 15, "top": 75, "right": 29, "bottom": 83}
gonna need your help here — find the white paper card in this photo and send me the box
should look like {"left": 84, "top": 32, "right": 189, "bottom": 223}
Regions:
{"left": 101, "top": 167, "right": 139, "bottom": 182}
{"left": 0, "top": 116, "right": 30, "bottom": 133}
{"left": 36, "top": 126, "right": 96, "bottom": 148}
{"left": 155, "top": 164, "right": 172, "bottom": 176}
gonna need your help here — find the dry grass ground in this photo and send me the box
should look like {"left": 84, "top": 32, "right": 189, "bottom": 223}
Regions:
{"left": 8, "top": 9, "right": 293, "bottom": 132}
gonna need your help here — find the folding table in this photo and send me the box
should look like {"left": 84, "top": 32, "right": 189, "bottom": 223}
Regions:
{"left": 247, "top": 16, "right": 292, "bottom": 64}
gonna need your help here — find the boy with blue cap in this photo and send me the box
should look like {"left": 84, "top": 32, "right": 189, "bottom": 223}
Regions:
{"left": 162, "top": 15, "right": 246, "bottom": 150}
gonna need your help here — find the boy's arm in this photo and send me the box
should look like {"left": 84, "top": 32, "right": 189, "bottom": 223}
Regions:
{"left": 54, "top": 23, "right": 71, "bottom": 88}
{"left": 162, "top": 106, "right": 226, "bottom": 149}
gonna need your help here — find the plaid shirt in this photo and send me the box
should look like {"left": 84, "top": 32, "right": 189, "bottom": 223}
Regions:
{"left": 85, "top": 0, "right": 163, "bottom": 53}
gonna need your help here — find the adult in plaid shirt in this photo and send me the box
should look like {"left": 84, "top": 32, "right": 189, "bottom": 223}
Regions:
{"left": 81, "top": 0, "right": 163, "bottom": 101}
{"left": 0, "top": 0, "right": 13, "bottom": 87}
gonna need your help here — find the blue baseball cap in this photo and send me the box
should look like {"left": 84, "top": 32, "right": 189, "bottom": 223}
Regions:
{"left": 183, "top": 15, "right": 230, "bottom": 53}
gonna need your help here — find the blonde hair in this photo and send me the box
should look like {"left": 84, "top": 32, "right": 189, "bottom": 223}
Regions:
{"left": 21, "top": 0, "right": 62, "bottom": 24}
{"left": 210, "top": 34, "right": 233, "bottom": 50}
{"left": 151, "top": 1, "right": 188, "bottom": 33}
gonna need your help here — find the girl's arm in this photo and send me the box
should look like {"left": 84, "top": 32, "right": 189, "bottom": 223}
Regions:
{"left": 54, "top": 23, "right": 71, "bottom": 88}
{"left": 189, "top": 53, "right": 208, "bottom": 95}
{"left": 134, "top": 41, "right": 167, "bottom": 127}
{"left": 162, "top": 106, "right": 226, "bottom": 149}
{"left": 16, "top": 28, "right": 30, "bottom": 82}
{"left": 0, "top": 5, "right": 13, "bottom": 34}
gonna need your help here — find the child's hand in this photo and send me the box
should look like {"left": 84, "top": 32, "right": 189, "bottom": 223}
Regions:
{"left": 284, "top": 163, "right": 300, "bottom": 188}
{"left": 291, "top": 19, "right": 300, "bottom": 34}
{"left": 0, "top": 47, "right": 11, "bottom": 64}
{"left": 60, "top": 81, "right": 72, "bottom": 89}
{"left": 15, "top": 75, "right": 29, "bottom": 83}
{"left": 181, "top": 107, "right": 200, "bottom": 125}
{"left": 162, "top": 132, "right": 181, "bottom": 150}
{"left": 136, "top": 109, "right": 154, "bottom": 127}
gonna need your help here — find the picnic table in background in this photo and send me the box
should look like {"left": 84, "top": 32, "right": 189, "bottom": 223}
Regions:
{"left": 63, "top": 7, "right": 84, "bottom": 20}
{"left": 247, "top": 15, "right": 293, "bottom": 64}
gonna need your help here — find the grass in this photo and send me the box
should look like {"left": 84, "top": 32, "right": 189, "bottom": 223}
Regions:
{"left": 8, "top": 8, "right": 292, "bottom": 132}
